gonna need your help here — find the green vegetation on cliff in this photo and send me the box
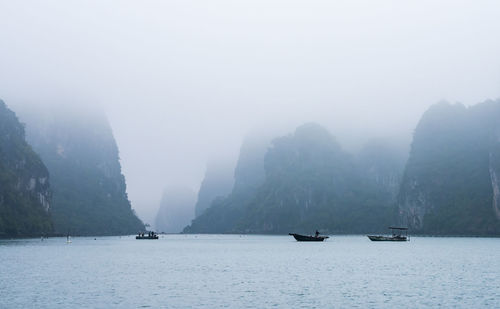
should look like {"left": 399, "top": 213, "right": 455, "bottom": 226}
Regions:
{"left": 398, "top": 100, "right": 500, "bottom": 235}
{"left": 0, "top": 100, "right": 52, "bottom": 236}
{"left": 18, "top": 106, "right": 144, "bottom": 236}
{"left": 186, "top": 123, "right": 401, "bottom": 234}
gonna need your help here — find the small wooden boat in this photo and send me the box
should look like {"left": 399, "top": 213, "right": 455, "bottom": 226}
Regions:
{"left": 367, "top": 227, "right": 409, "bottom": 241}
{"left": 136, "top": 232, "right": 159, "bottom": 240}
{"left": 136, "top": 235, "right": 158, "bottom": 239}
{"left": 289, "top": 233, "right": 329, "bottom": 242}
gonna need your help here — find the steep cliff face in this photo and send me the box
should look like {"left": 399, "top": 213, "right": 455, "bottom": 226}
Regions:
{"left": 155, "top": 186, "right": 196, "bottom": 233}
{"left": 398, "top": 100, "right": 500, "bottom": 235}
{"left": 184, "top": 134, "right": 270, "bottom": 233}
{"left": 186, "top": 123, "right": 395, "bottom": 234}
{"left": 237, "top": 123, "right": 393, "bottom": 234}
{"left": 17, "top": 105, "right": 144, "bottom": 236}
{"left": 490, "top": 153, "right": 500, "bottom": 219}
{"left": 194, "top": 159, "right": 234, "bottom": 217}
{"left": 489, "top": 123, "right": 500, "bottom": 220}
{"left": 0, "top": 100, "right": 52, "bottom": 236}
{"left": 231, "top": 134, "right": 268, "bottom": 198}
{"left": 356, "top": 139, "right": 407, "bottom": 203}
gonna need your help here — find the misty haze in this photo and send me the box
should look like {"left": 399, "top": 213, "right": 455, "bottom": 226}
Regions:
{"left": 1, "top": 1, "right": 500, "bottom": 308}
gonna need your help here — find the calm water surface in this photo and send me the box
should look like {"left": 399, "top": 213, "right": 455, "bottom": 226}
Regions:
{"left": 1, "top": 235, "right": 499, "bottom": 308}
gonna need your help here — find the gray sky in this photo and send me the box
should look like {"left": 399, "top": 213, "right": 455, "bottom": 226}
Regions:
{"left": 1, "top": 0, "right": 499, "bottom": 224}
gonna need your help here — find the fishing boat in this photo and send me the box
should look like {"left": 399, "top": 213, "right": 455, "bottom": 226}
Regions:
{"left": 289, "top": 232, "right": 329, "bottom": 242}
{"left": 367, "top": 227, "right": 409, "bottom": 241}
{"left": 136, "top": 232, "right": 159, "bottom": 240}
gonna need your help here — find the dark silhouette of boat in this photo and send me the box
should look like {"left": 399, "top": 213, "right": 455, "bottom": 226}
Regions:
{"left": 136, "top": 231, "right": 159, "bottom": 239}
{"left": 367, "top": 227, "right": 409, "bottom": 241}
{"left": 289, "top": 233, "right": 329, "bottom": 242}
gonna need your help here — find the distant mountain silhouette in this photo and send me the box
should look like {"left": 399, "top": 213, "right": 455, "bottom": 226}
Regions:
{"left": 186, "top": 123, "right": 401, "bottom": 234}
{"left": 156, "top": 186, "right": 196, "bottom": 233}
{"left": 195, "top": 159, "right": 234, "bottom": 218}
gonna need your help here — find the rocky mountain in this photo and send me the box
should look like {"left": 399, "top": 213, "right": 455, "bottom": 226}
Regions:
{"left": 398, "top": 100, "right": 500, "bottom": 235}
{"left": 356, "top": 139, "right": 407, "bottom": 203}
{"left": 16, "top": 105, "right": 144, "bottom": 236}
{"left": 155, "top": 186, "right": 196, "bottom": 233}
{"left": 0, "top": 100, "right": 52, "bottom": 236}
{"left": 186, "top": 123, "right": 398, "bottom": 234}
{"left": 194, "top": 159, "right": 234, "bottom": 217}
{"left": 184, "top": 133, "right": 271, "bottom": 233}
{"left": 230, "top": 133, "right": 269, "bottom": 199}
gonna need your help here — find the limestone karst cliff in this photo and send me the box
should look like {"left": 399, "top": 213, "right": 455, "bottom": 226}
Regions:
{"left": 0, "top": 100, "right": 52, "bottom": 236}
{"left": 186, "top": 123, "right": 399, "bottom": 234}
{"left": 16, "top": 105, "right": 144, "bottom": 235}
{"left": 398, "top": 100, "right": 500, "bottom": 235}
{"left": 184, "top": 133, "right": 271, "bottom": 233}
{"left": 194, "top": 159, "right": 234, "bottom": 218}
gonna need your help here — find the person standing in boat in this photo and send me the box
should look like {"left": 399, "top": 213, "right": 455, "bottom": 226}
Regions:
{"left": 315, "top": 230, "right": 319, "bottom": 237}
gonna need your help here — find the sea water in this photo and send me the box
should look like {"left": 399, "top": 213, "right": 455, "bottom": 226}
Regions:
{"left": 1, "top": 235, "right": 499, "bottom": 308}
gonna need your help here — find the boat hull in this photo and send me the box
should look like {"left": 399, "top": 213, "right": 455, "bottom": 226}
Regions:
{"left": 136, "top": 236, "right": 159, "bottom": 240}
{"left": 289, "top": 233, "right": 329, "bottom": 242}
{"left": 367, "top": 235, "right": 407, "bottom": 241}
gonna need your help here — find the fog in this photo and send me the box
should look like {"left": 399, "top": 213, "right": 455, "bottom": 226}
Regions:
{"left": 1, "top": 1, "right": 499, "bottom": 224}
